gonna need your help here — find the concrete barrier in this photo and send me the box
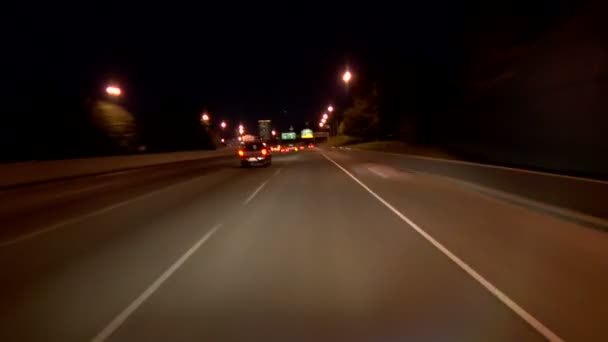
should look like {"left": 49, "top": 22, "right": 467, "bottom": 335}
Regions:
{"left": 339, "top": 148, "right": 608, "bottom": 225}
{"left": 0, "top": 149, "right": 235, "bottom": 188}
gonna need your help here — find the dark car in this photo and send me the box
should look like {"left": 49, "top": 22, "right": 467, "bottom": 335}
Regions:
{"left": 238, "top": 141, "right": 272, "bottom": 167}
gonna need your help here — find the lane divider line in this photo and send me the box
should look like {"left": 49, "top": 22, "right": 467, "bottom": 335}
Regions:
{"left": 243, "top": 180, "right": 268, "bottom": 205}
{"left": 90, "top": 224, "right": 222, "bottom": 342}
{"left": 321, "top": 152, "right": 563, "bottom": 342}
{"left": 0, "top": 173, "right": 218, "bottom": 247}
{"left": 243, "top": 167, "right": 282, "bottom": 206}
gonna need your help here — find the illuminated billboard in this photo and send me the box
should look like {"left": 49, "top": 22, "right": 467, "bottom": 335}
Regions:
{"left": 301, "top": 129, "right": 314, "bottom": 139}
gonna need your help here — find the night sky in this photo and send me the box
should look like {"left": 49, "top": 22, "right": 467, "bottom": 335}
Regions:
{"left": 3, "top": 1, "right": 587, "bottom": 161}
{"left": 3, "top": 3, "right": 538, "bottom": 120}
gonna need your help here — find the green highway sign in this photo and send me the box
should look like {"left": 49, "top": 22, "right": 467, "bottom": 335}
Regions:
{"left": 281, "top": 132, "right": 296, "bottom": 140}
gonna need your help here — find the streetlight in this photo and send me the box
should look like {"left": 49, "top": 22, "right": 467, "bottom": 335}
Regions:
{"left": 319, "top": 122, "right": 324, "bottom": 128}
{"left": 328, "top": 106, "right": 334, "bottom": 112}
{"left": 238, "top": 124, "right": 244, "bottom": 135}
{"left": 201, "top": 113, "right": 210, "bottom": 122}
{"left": 342, "top": 70, "right": 352, "bottom": 84}
{"left": 271, "top": 130, "right": 276, "bottom": 136}
{"left": 106, "top": 85, "right": 122, "bottom": 96}
{"left": 220, "top": 121, "right": 227, "bottom": 129}
{"left": 323, "top": 113, "right": 328, "bottom": 120}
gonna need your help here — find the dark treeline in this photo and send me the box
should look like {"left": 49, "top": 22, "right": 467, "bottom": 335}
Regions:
{"left": 1, "top": 93, "right": 216, "bottom": 162}
{"left": 340, "top": 0, "right": 608, "bottom": 177}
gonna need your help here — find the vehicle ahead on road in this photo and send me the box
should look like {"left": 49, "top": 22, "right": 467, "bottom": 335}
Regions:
{"left": 297, "top": 142, "right": 314, "bottom": 151}
{"left": 281, "top": 144, "right": 299, "bottom": 152}
{"left": 238, "top": 141, "right": 271, "bottom": 167}
{"left": 279, "top": 139, "right": 314, "bottom": 152}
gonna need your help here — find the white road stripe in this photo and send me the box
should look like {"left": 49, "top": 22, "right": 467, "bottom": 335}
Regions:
{"left": 0, "top": 173, "right": 216, "bottom": 247}
{"left": 242, "top": 168, "right": 281, "bottom": 205}
{"left": 321, "top": 152, "right": 563, "bottom": 342}
{"left": 90, "top": 224, "right": 221, "bottom": 342}
{"left": 243, "top": 180, "right": 269, "bottom": 205}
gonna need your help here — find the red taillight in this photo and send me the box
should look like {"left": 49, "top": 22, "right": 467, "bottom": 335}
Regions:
{"left": 238, "top": 150, "right": 244, "bottom": 157}
{"left": 261, "top": 149, "right": 267, "bottom": 155}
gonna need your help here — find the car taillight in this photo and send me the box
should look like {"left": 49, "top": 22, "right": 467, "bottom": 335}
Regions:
{"left": 261, "top": 149, "right": 267, "bottom": 155}
{"left": 238, "top": 150, "right": 244, "bottom": 156}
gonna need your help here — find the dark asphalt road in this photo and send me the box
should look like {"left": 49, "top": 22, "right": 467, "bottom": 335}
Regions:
{"left": 0, "top": 150, "right": 606, "bottom": 341}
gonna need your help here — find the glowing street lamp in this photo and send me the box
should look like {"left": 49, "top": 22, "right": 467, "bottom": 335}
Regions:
{"left": 201, "top": 113, "right": 210, "bottom": 122}
{"left": 328, "top": 106, "right": 334, "bottom": 112}
{"left": 322, "top": 113, "right": 328, "bottom": 120}
{"left": 106, "top": 85, "right": 122, "bottom": 96}
{"left": 342, "top": 70, "right": 352, "bottom": 84}
{"left": 319, "top": 122, "right": 324, "bottom": 128}
{"left": 238, "top": 124, "right": 244, "bottom": 135}
{"left": 220, "top": 121, "right": 227, "bottom": 129}
{"left": 271, "top": 130, "right": 276, "bottom": 136}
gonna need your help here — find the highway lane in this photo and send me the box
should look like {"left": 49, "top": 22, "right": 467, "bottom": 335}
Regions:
{"left": 0, "top": 150, "right": 606, "bottom": 340}
{"left": 0, "top": 155, "right": 276, "bottom": 340}
{"left": 322, "top": 149, "right": 608, "bottom": 341}
{"left": 0, "top": 156, "right": 235, "bottom": 242}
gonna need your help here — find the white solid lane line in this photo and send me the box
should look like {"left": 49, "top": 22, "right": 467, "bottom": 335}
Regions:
{"left": 90, "top": 224, "right": 221, "bottom": 342}
{"left": 321, "top": 152, "right": 563, "bottom": 342}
